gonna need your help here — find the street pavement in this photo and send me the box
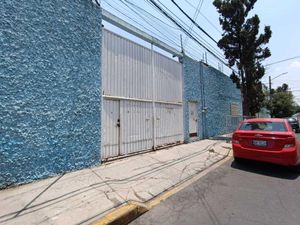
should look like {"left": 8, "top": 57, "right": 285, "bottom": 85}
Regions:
{"left": 131, "top": 133, "right": 300, "bottom": 225}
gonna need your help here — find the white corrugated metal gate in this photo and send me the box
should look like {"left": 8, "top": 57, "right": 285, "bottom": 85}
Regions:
{"left": 101, "top": 29, "right": 183, "bottom": 160}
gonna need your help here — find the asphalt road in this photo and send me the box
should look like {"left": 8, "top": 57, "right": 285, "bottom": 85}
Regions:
{"left": 131, "top": 133, "right": 300, "bottom": 225}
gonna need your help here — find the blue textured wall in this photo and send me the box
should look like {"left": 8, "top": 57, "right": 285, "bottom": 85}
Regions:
{"left": 182, "top": 56, "right": 242, "bottom": 141}
{"left": 202, "top": 64, "right": 242, "bottom": 137}
{"left": 0, "top": 0, "right": 102, "bottom": 188}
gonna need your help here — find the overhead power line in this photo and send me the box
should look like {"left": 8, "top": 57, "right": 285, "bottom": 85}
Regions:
{"left": 145, "top": 0, "right": 225, "bottom": 60}
{"left": 265, "top": 55, "right": 300, "bottom": 67}
{"left": 103, "top": 0, "right": 180, "bottom": 49}
{"left": 119, "top": 0, "right": 181, "bottom": 47}
{"left": 112, "top": 0, "right": 217, "bottom": 60}
{"left": 183, "top": 0, "right": 203, "bottom": 46}
{"left": 147, "top": 0, "right": 228, "bottom": 66}
{"left": 121, "top": 0, "right": 180, "bottom": 30}
{"left": 182, "top": 0, "right": 222, "bottom": 34}
{"left": 171, "top": 0, "right": 218, "bottom": 44}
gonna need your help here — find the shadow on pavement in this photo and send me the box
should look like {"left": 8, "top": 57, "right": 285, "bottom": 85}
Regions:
{"left": 231, "top": 159, "right": 299, "bottom": 180}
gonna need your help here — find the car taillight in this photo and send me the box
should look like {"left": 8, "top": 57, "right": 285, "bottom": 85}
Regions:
{"left": 283, "top": 137, "right": 296, "bottom": 148}
{"left": 283, "top": 144, "right": 295, "bottom": 148}
{"left": 232, "top": 133, "right": 240, "bottom": 144}
{"left": 232, "top": 139, "right": 240, "bottom": 144}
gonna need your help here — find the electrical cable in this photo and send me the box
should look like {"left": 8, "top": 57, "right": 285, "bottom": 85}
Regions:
{"left": 147, "top": 0, "right": 229, "bottom": 66}
{"left": 122, "top": 0, "right": 180, "bottom": 30}
{"left": 119, "top": 0, "right": 182, "bottom": 48}
{"left": 183, "top": 0, "right": 203, "bottom": 46}
{"left": 171, "top": 0, "right": 218, "bottom": 44}
{"left": 182, "top": 0, "right": 222, "bottom": 34}
{"left": 103, "top": 0, "right": 181, "bottom": 49}
{"left": 120, "top": 0, "right": 226, "bottom": 62}
{"left": 265, "top": 56, "right": 300, "bottom": 67}
{"left": 153, "top": 0, "right": 225, "bottom": 59}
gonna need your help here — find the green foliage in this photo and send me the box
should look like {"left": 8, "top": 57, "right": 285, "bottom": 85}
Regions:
{"left": 276, "top": 83, "right": 288, "bottom": 92}
{"left": 295, "top": 105, "right": 300, "bottom": 113}
{"left": 267, "top": 83, "right": 297, "bottom": 118}
{"left": 213, "top": 0, "right": 272, "bottom": 116}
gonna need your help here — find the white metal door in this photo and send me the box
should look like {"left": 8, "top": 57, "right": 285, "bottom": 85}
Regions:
{"left": 120, "top": 100, "right": 153, "bottom": 155}
{"left": 155, "top": 103, "right": 183, "bottom": 147}
{"left": 189, "top": 102, "right": 198, "bottom": 137}
{"left": 102, "top": 100, "right": 120, "bottom": 159}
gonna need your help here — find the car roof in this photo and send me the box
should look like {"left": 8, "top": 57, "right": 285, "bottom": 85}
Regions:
{"left": 243, "top": 118, "right": 286, "bottom": 123}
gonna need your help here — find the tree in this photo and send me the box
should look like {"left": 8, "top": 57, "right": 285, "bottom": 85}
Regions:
{"left": 296, "top": 104, "right": 300, "bottom": 113}
{"left": 213, "top": 0, "right": 272, "bottom": 116}
{"left": 296, "top": 105, "right": 300, "bottom": 113}
{"left": 276, "top": 83, "right": 288, "bottom": 92}
{"left": 267, "top": 83, "right": 297, "bottom": 118}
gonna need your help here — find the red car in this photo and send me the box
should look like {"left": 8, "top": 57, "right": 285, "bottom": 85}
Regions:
{"left": 232, "top": 118, "right": 300, "bottom": 169}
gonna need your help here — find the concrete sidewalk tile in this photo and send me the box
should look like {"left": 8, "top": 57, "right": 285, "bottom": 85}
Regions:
{"left": 91, "top": 155, "right": 160, "bottom": 182}
{"left": 109, "top": 167, "right": 175, "bottom": 202}
{"left": 0, "top": 176, "right": 59, "bottom": 214}
{"left": 0, "top": 168, "right": 116, "bottom": 225}
{"left": 2, "top": 190, "right": 119, "bottom": 225}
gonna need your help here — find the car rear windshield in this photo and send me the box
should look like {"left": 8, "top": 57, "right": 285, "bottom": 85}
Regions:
{"left": 239, "top": 122, "right": 287, "bottom": 132}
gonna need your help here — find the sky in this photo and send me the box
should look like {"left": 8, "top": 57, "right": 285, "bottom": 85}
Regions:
{"left": 252, "top": 0, "right": 300, "bottom": 105}
{"left": 101, "top": 0, "right": 300, "bottom": 105}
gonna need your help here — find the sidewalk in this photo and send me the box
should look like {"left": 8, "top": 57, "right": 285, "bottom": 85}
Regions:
{"left": 0, "top": 139, "right": 232, "bottom": 225}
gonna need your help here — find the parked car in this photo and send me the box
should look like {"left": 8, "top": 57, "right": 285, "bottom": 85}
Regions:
{"left": 286, "top": 117, "right": 300, "bottom": 133}
{"left": 232, "top": 118, "right": 300, "bottom": 169}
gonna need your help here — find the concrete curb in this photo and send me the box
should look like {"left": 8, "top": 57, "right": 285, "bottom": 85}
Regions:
{"left": 92, "top": 203, "right": 148, "bottom": 225}
{"left": 92, "top": 151, "right": 232, "bottom": 225}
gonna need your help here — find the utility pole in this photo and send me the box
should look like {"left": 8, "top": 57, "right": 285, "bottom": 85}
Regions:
{"left": 180, "top": 34, "right": 184, "bottom": 54}
{"left": 268, "top": 72, "right": 288, "bottom": 118}
{"left": 268, "top": 72, "right": 288, "bottom": 100}
{"left": 268, "top": 76, "right": 272, "bottom": 100}
{"left": 269, "top": 75, "right": 272, "bottom": 118}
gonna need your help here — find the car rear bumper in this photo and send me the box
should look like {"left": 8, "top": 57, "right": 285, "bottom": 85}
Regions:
{"left": 233, "top": 144, "right": 298, "bottom": 166}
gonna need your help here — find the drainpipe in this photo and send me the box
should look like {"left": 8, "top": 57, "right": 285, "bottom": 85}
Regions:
{"left": 151, "top": 44, "right": 156, "bottom": 150}
{"left": 200, "top": 61, "right": 207, "bottom": 138}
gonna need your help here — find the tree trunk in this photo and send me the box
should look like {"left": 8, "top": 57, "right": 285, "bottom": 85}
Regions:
{"left": 240, "top": 68, "right": 250, "bottom": 117}
{"left": 242, "top": 91, "right": 250, "bottom": 117}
